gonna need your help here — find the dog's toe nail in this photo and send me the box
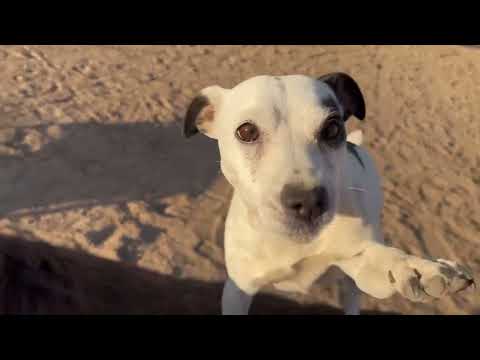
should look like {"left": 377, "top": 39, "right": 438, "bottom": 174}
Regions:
{"left": 450, "top": 276, "right": 473, "bottom": 293}
{"left": 454, "top": 278, "right": 476, "bottom": 293}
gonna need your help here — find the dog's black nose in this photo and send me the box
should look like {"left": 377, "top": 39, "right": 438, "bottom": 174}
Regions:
{"left": 280, "top": 185, "right": 329, "bottom": 223}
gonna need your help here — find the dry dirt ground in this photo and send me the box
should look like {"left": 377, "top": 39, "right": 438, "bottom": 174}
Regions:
{"left": 0, "top": 45, "right": 478, "bottom": 314}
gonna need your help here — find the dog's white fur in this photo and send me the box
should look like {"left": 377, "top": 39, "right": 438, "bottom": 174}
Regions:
{"left": 185, "top": 75, "right": 474, "bottom": 315}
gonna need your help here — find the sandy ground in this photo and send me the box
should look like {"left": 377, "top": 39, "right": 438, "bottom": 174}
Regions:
{"left": 0, "top": 45, "right": 478, "bottom": 314}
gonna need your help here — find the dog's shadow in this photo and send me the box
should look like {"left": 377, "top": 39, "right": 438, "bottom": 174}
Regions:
{"left": 0, "top": 121, "right": 220, "bottom": 217}
{"left": 0, "top": 234, "right": 399, "bottom": 315}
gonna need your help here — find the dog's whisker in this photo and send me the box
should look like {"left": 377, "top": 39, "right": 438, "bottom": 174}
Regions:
{"left": 348, "top": 187, "right": 366, "bottom": 192}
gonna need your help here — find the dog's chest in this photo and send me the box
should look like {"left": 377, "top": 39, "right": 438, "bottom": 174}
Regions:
{"left": 223, "top": 196, "right": 314, "bottom": 276}
{"left": 224, "top": 197, "right": 376, "bottom": 291}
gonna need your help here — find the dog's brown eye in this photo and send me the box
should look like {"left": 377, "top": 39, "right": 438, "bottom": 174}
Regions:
{"left": 236, "top": 123, "right": 259, "bottom": 143}
{"left": 324, "top": 122, "right": 341, "bottom": 140}
{"left": 319, "top": 118, "right": 345, "bottom": 145}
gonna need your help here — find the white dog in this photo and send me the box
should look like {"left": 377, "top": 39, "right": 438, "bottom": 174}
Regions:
{"left": 183, "top": 73, "right": 475, "bottom": 315}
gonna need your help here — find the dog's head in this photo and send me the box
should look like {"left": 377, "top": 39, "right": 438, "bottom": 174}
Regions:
{"left": 184, "top": 74, "right": 365, "bottom": 241}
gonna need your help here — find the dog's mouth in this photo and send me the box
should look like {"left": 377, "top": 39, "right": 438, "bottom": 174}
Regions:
{"left": 283, "top": 209, "right": 335, "bottom": 239}
{"left": 262, "top": 201, "right": 335, "bottom": 242}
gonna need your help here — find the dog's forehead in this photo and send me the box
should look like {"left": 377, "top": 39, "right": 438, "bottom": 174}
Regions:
{"left": 225, "top": 75, "right": 338, "bottom": 120}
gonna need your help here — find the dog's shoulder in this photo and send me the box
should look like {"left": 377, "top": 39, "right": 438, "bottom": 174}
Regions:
{"left": 346, "top": 130, "right": 365, "bottom": 169}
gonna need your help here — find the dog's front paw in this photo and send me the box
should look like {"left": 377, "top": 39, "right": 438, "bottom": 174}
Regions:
{"left": 388, "top": 257, "right": 475, "bottom": 303}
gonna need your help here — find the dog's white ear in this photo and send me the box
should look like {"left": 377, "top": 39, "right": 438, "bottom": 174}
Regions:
{"left": 183, "top": 85, "right": 226, "bottom": 139}
{"left": 317, "top": 73, "right": 366, "bottom": 122}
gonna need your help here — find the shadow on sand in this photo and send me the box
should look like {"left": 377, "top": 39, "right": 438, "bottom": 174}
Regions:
{"left": 0, "top": 121, "right": 220, "bottom": 217}
{"left": 0, "top": 234, "right": 399, "bottom": 315}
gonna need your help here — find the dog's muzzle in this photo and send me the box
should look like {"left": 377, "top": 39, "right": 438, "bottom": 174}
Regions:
{"left": 280, "top": 184, "right": 329, "bottom": 225}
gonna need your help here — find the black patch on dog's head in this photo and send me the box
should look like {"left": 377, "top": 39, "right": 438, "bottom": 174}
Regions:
{"left": 321, "top": 97, "right": 341, "bottom": 115}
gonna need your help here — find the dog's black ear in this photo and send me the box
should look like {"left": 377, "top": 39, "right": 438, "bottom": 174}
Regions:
{"left": 184, "top": 95, "right": 210, "bottom": 138}
{"left": 317, "top": 72, "right": 366, "bottom": 121}
{"left": 183, "top": 85, "right": 225, "bottom": 139}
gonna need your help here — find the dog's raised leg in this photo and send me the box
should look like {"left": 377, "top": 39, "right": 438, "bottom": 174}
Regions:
{"left": 222, "top": 277, "right": 253, "bottom": 315}
{"left": 334, "top": 243, "right": 475, "bottom": 303}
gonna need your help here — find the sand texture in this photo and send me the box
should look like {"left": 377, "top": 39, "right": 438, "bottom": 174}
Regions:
{"left": 0, "top": 45, "right": 478, "bottom": 314}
